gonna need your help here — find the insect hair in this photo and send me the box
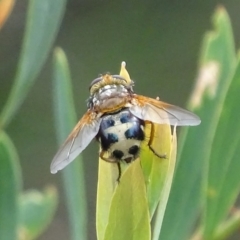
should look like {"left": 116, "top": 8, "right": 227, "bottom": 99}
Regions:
{"left": 89, "top": 74, "right": 134, "bottom": 95}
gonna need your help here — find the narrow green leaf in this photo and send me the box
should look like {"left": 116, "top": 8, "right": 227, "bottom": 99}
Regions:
{"left": 18, "top": 187, "right": 58, "bottom": 240}
{"left": 53, "top": 47, "right": 87, "bottom": 240}
{"left": 213, "top": 210, "right": 240, "bottom": 240}
{"left": 96, "top": 157, "right": 119, "bottom": 240}
{"left": 0, "top": 131, "right": 21, "bottom": 240}
{"left": 203, "top": 54, "right": 240, "bottom": 238}
{"left": 152, "top": 126, "right": 177, "bottom": 240}
{"left": 0, "top": 0, "right": 66, "bottom": 127}
{"left": 140, "top": 123, "right": 171, "bottom": 217}
{"left": 103, "top": 159, "right": 151, "bottom": 240}
{"left": 161, "top": 7, "right": 236, "bottom": 240}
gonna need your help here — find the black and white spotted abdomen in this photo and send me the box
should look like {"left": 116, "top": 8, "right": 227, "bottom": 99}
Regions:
{"left": 98, "top": 109, "right": 145, "bottom": 163}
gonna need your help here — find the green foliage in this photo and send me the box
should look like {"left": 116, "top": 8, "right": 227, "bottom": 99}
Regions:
{"left": 141, "top": 123, "right": 172, "bottom": 218}
{"left": 52, "top": 48, "right": 87, "bottom": 240}
{"left": 0, "top": 0, "right": 66, "bottom": 127}
{"left": 0, "top": 131, "right": 21, "bottom": 240}
{"left": 161, "top": 7, "right": 240, "bottom": 240}
{"left": 104, "top": 160, "right": 150, "bottom": 240}
{"left": 152, "top": 126, "right": 177, "bottom": 240}
{"left": 204, "top": 45, "right": 240, "bottom": 240}
{"left": 0, "top": 0, "right": 66, "bottom": 239}
{"left": 51, "top": 6, "right": 240, "bottom": 240}
{"left": 18, "top": 188, "right": 58, "bottom": 240}
{"left": 95, "top": 68, "right": 177, "bottom": 240}
{"left": 97, "top": 158, "right": 119, "bottom": 239}
{"left": 1, "top": 1, "right": 240, "bottom": 240}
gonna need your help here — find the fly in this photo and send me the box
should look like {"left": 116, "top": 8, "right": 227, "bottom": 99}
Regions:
{"left": 50, "top": 62, "right": 201, "bottom": 178}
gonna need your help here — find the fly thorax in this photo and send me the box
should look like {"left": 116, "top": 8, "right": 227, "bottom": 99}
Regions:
{"left": 91, "top": 84, "right": 130, "bottom": 111}
{"left": 98, "top": 109, "right": 145, "bottom": 163}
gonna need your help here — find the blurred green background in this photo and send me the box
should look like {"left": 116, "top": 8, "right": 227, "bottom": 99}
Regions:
{"left": 0, "top": 0, "right": 240, "bottom": 239}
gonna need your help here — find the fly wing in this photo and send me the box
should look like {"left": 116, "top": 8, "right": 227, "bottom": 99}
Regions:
{"left": 130, "top": 95, "right": 201, "bottom": 126}
{"left": 50, "top": 111, "right": 102, "bottom": 174}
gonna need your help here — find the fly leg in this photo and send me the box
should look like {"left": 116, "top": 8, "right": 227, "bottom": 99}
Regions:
{"left": 148, "top": 122, "right": 167, "bottom": 159}
{"left": 99, "top": 150, "right": 122, "bottom": 181}
{"left": 116, "top": 162, "right": 121, "bottom": 182}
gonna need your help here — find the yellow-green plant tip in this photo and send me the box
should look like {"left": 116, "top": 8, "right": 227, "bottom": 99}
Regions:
{"left": 119, "top": 61, "right": 131, "bottom": 84}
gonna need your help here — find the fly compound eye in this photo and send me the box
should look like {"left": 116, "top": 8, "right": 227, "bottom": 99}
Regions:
{"left": 89, "top": 76, "right": 103, "bottom": 90}
{"left": 112, "top": 75, "right": 127, "bottom": 83}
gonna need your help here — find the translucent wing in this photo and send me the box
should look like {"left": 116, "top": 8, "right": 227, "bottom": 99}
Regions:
{"left": 130, "top": 95, "right": 201, "bottom": 126}
{"left": 51, "top": 111, "right": 102, "bottom": 174}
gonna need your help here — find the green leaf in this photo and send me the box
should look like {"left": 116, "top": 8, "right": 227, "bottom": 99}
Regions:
{"left": 203, "top": 53, "right": 240, "bottom": 239}
{"left": 96, "top": 158, "right": 119, "bottom": 240}
{"left": 52, "top": 47, "right": 87, "bottom": 240}
{"left": 140, "top": 123, "right": 171, "bottom": 217}
{"left": 152, "top": 126, "right": 177, "bottom": 240}
{"left": 96, "top": 64, "right": 174, "bottom": 240}
{"left": 103, "top": 159, "right": 151, "bottom": 240}
{"left": 18, "top": 187, "right": 58, "bottom": 240}
{"left": 160, "top": 7, "right": 236, "bottom": 240}
{"left": 213, "top": 210, "right": 240, "bottom": 240}
{"left": 0, "top": 131, "right": 21, "bottom": 240}
{"left": 0, "top": 0, "right": 66, "bottom": 127}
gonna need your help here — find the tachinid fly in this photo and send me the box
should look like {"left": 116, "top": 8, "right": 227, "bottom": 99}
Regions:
{"left": 51, "top": 62, "right": 201, "bottom": 176}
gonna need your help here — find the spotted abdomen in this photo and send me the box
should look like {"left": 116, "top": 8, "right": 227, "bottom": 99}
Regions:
{"left": 97, "top": 109, "right": 144, "bottom": 163}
